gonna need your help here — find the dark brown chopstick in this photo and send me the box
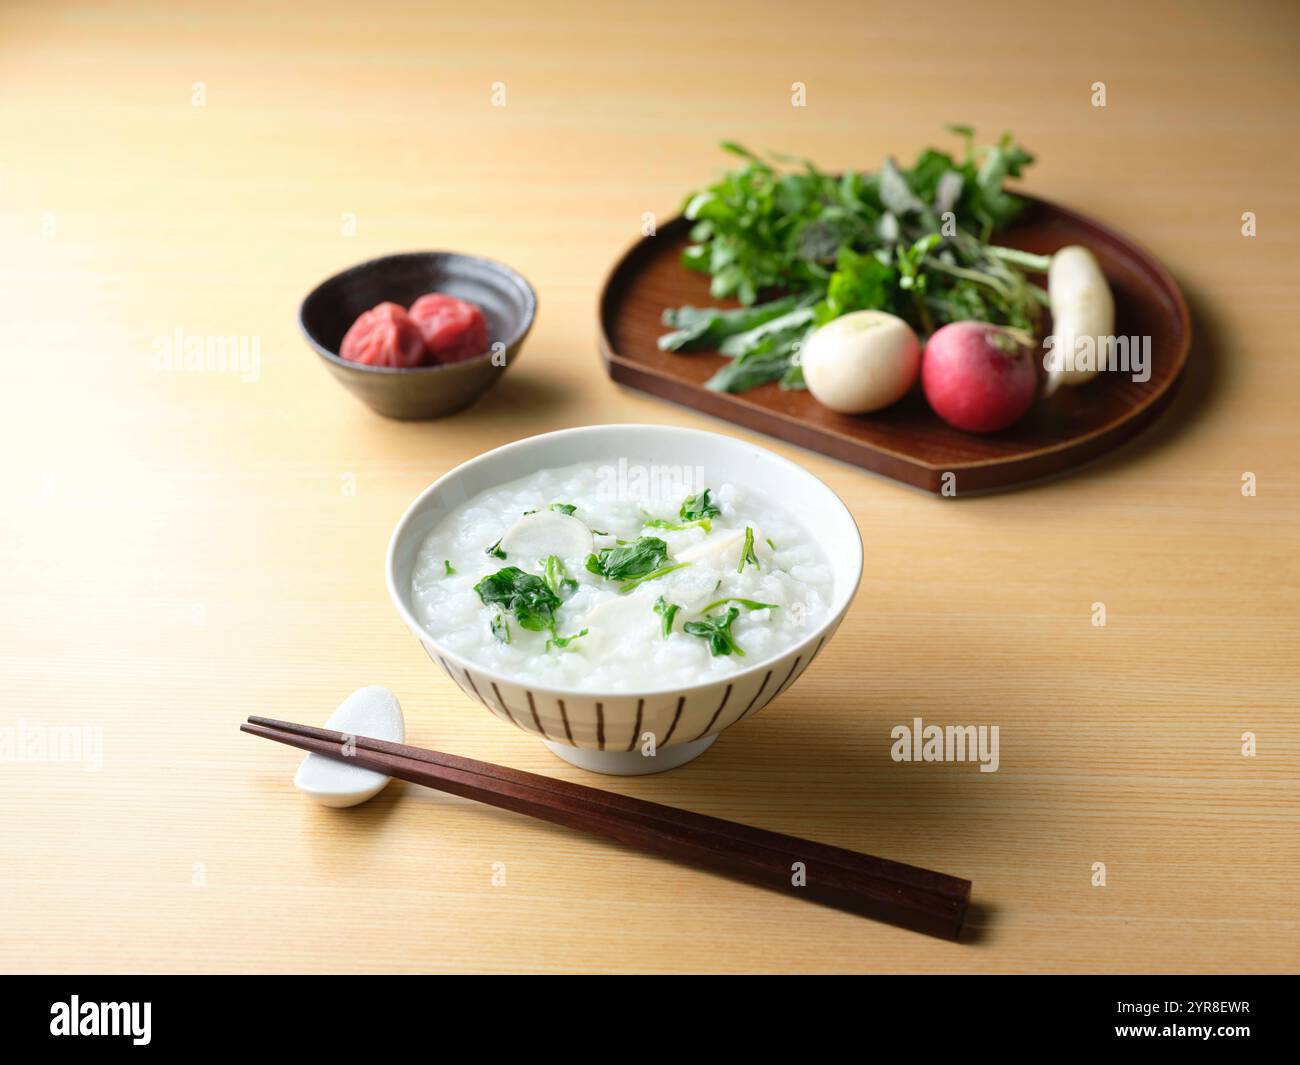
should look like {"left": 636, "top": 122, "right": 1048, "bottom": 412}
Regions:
{"left": 248, "top": 716, "right": 963, "bottom": 899}
{"left": 243, "top": 716, "right": 971, "bottom": 939}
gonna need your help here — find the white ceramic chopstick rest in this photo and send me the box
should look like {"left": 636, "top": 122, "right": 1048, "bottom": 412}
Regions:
{"left": 293, "top": 686, "right": 405, "bottom": 808}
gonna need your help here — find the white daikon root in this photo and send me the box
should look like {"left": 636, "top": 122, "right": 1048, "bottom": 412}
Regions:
{"left": 1044, "top": 245, "right": 1115, "bottom": 396}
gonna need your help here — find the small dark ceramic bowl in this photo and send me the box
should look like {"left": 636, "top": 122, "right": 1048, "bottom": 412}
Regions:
{"left": 299, "top": 251, "right": 536, "bottom": 420}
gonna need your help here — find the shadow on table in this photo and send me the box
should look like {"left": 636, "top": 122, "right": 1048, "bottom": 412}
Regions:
{"left": 453, "top": 368, "right": 584, "bottom": 427}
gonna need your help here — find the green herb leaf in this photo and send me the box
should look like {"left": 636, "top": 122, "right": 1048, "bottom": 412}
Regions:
{"left": 878, "top": 157, "right": 926, "bottom": 217}
{"left": 542, "top": 554, "right": 578, "bottom": 598}
{"left": 696, "top": 596, "right": 778, "bottom": 615}
{"left": 654, "top": 596, "right": 681, "bottom": 637}
{"left": 485, "top": 538, "right": 507, "bottom": 560}
{"left": 444, "top": 560, "right": 455, "bottom": 576}
{"left": 679, "top": 488, "right": 721, "bottom": 523}
{"left": 642, "top": 488, "right": 721, "bottom": 533}
{"left": 683, "top": 607, "right": 745, "bottom": 657}
{"left": 586, "top": 536, "right": 672, "bottom": 582}
{"left": 547, "top": 627, "right": 588, "bottom": 651}
{"left": 717, "top": 306, "right": 815, "bottom": 357}
{"left": 705, "top": 336, "right": 800, "bottom": 393}
{"left": 619, "top": 563, "right": 689, "bottom": 593}
{"left": 474, "top": 566, "right": 560, "bottom": 635}
{"left": 586, "top": 536, "right": 689, "bottom": 591}
{"left": 738, "top": 527, "right": 760, "bottom": 573}
{"left": 659, "top": 296, "right": 802, "bottom": 352}
{"left": 642, "top": 516, "right": 711, "bottom": 533}
{"left": 522, "top": 502, "right": 575, "bottom": 517}
{"left": 814, "top": 245, "right": 897, "bottom": 325}
{"left": 490, "top": 614, "right": 510, "bottom": 644}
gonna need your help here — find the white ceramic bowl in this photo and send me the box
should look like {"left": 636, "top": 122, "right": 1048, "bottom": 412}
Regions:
{"left": 386, "top": 425, "right": 862, "bottom": 774}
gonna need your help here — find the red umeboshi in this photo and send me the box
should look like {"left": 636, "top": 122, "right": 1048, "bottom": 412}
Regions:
{"left": 339, "top": 302, "right": 427, "bottom": 368}
{"left": 409, "top": 293, "right": 489, "bottom": 364}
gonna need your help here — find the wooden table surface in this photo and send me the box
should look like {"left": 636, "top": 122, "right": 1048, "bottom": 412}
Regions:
{"left": 2, "top": 0, "right": 1297, "bottom": 974}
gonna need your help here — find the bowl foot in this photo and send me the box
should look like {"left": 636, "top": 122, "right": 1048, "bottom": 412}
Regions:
{"left": 542, "top": 734, "right": 718, "bottom": 776}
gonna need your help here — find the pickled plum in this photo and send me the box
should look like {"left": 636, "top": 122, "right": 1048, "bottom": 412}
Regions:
{"left": 339, "top": 302, "right": 426, "bottom": 368}
{"left": 338, "top": 293, "right": 490, "bottom": 369}
{"left": 409, "top": 293, "right": 489, "bottom": 364}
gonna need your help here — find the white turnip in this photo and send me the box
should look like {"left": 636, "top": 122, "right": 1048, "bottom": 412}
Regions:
{"left": 800, "top": 310, "right": 920, "bottom": 414}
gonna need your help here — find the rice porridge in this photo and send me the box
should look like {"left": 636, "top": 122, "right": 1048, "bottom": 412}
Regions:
{"left": 410, "top": 460, "right": 833, "bottom": 692}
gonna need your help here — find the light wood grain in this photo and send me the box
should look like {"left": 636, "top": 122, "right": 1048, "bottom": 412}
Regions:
{"left": 1, "top": 0, "right": 1297, "bottom": 973}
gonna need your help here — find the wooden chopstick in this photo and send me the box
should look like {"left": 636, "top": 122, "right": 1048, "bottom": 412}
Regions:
{"left": 243, "top": 716, "right": 971, "bottom": 939}
{"left": 248, "top": 716, "right": 962, "bottom": 896}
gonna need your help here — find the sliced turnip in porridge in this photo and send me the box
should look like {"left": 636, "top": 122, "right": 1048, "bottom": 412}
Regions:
{"left": 497, "top": 506, "right": 593, "bottom": 561}
{"left": 409, "top": 461, "right": 832, "bottom": 692}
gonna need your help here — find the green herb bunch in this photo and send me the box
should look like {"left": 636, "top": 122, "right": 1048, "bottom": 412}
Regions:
{"left": 660, "top": 126, "right": 1051, "bottom": 393}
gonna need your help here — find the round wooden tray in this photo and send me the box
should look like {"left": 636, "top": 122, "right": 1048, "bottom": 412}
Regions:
{"left": 598, "top": 196, "right": 1191, "bottom": 494}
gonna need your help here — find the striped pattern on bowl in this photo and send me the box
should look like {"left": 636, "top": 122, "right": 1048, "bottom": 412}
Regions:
{"left": 415, "top": 626, "right": 837, "bottom": 751}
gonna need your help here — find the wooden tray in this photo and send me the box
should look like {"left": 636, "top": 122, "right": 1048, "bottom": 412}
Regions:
{"left": 598, "top": 196, "right": 1191, "bottom": 494}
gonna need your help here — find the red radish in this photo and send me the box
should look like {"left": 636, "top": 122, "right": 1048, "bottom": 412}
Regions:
{"left": 409, "top": 293, "right": 489, "bottom": 364}
{"left": 339, "top": 302, "right": 426, "bottom": 368}
{"left": 921, "top": 322, "right": 1037, "bottom": 433}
